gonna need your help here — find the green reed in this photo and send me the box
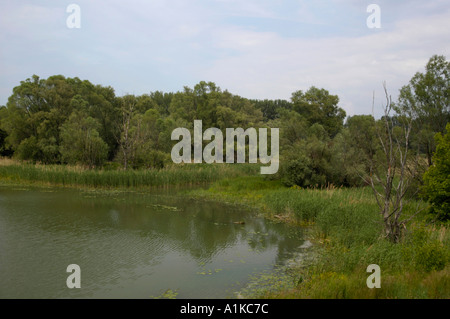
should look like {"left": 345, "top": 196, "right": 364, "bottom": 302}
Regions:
{"left": 0, "top": 162, "right": 260, "bottom": 188}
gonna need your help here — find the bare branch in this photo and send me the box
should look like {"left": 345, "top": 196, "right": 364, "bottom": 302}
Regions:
{"left": 367, "top": 82, "right": 424, "bottom": 243}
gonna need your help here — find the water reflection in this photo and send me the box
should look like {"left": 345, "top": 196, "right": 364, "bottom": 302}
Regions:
{"left": 0, "top": 186, "right": 304, "bottom": 298}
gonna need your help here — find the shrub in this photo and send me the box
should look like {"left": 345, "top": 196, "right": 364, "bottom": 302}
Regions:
{"left": 421, "top": 123, "right": 450, "bottom": 221}
{"left": 415, "top": 241, "right": 449, "bottom": 272}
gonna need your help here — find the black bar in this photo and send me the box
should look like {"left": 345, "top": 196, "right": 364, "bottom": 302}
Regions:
{"left": 0, "top": 299, "right": 446, "bottom": 318}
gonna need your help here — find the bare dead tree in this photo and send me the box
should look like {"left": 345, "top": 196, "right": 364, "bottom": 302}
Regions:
{"left": 114, "top": 95, "right": 143, "bottom": 170}
{"left": 365, "top": 83, "right": 425, "bottom": 243}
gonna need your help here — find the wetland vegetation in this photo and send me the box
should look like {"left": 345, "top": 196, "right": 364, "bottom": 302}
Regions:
{"left": 0, "top": 55, "right": 448, "bottom": 298}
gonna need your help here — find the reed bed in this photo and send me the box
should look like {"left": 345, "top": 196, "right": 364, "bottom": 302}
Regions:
{"left": 0, "top": 162, "right": 260, "bottom": 188}
{"left": 193, "top": 176, "right": 449, "bottom": 299}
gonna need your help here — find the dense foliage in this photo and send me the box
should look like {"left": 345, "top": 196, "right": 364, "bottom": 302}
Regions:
{"left": 0, "top": 55, "right": 448, "bottom": 220}
{"left": 422, "top": 123, "right": 450, "bottom": 221}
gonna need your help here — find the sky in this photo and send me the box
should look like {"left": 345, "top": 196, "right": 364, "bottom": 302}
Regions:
{"left": 1, "top": 0, "right": 449, "bottom": 117}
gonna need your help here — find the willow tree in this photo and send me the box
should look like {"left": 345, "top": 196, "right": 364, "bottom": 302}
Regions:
{"left": 60, "top": 111, "right": 108, "bottom": 168}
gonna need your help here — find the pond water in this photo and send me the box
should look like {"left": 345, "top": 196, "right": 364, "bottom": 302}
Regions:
{"left": 0, "top": 186, "right": 305, "bottom": 299}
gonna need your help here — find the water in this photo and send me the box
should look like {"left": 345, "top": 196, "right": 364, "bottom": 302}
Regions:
{"left": 0, "top": 186, "right": 305, "bottom": 299}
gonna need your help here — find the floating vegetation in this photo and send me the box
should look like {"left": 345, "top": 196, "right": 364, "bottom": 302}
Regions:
{"left": 8, "top": 187, "right": 31, "bottom": 191}
{"left": 196, "top": 268, "right": 223, "bottom": 276}
{"left": 148, "top": 204, "right": 182, "bottom": 212}
{"left": 151, "top": 288, "right": 179, "bottom": 299}
{"left": 236, "top": 267, "right": 300, "bottom": 298}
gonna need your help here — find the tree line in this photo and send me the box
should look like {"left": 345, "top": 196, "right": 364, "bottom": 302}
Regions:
{"left": 0, "top": 74, "right": 348, "bottom": 170}
{"left": 0, "top": 55, "right": 448, "bottom": 222}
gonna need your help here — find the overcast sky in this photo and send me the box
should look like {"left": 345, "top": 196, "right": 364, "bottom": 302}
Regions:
{"left": 1, "top": 0, "right": 449, "bottom": 117}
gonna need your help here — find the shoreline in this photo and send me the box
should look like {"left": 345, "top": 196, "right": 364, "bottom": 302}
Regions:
{"left": 187, "top": 176, "right": 449, "bottom": 299}
{"left": 0, "top": 163, "right": 448, "bottom": 299}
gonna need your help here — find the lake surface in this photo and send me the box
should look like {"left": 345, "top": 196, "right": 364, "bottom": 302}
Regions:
{"left": 0, "top": 185, "right": 305, "bottom": 299}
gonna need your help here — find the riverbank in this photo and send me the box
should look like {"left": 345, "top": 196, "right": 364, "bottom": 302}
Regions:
{"left": 190, "top": 176, "right": 449, "bottom": 298}
{"left": 0, "top": 160, "right": 448, "bottom": 298}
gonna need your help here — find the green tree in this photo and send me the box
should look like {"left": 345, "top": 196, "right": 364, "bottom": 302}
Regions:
{"left": 132, "top": 108, "right": 168, "bottom": 169}
{"left": 1, "top": 75, "right": 118, "bottom": 163}
{"left": 150, "top": 91, "right": 173, "bottom": 116}
{"left": 280, "top": 123, "right": 334, "bottom": 188}
{"left": 0, "top": 107, "right": 13, "bottom": 156}
{"left": 291, "top": 86, "right": 346, "bottom": 138}
{"left": 60, "top": 111, "right": 108, "bottom": 168}
{"left": 169, "top": 86, "right": 197, "bottom": 123}
{"left": 194, "top": 81, "right": 221, "bottom": 127}
{"left": 422, "top": 123, "right": 450, "bottom": 221}
{"left": 396, "top": 55, "right": 450, "bottom": 166}
{"left": 331, "top": 115, "right": 379, "bottom": 186}
{"left": 84, "top": 84, "right": 118, "bottom": 159}
{"left": 252, "top": 99, "right": 292, "bottom": 121}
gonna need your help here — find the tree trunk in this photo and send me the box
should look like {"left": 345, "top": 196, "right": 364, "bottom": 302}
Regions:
{"left": 367, "top": 84, "right": 419, "bottom": 244}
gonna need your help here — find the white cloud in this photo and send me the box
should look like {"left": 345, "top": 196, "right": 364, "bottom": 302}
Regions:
{"left": 0, "top": 0, "right": 449, "bottom": 118}
{"left": 198, "top": 7, "right": 450, "bottom": 116}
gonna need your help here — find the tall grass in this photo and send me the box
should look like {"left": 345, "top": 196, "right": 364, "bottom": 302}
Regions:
{"left": 0, "top": 162, "right": 260, "bottom": 188}
{"left": 193, "top": 175, "right": 450, "bottom": 298}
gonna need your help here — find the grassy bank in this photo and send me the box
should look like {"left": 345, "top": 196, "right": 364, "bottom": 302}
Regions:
{"left": 192, "top": 176, "right": 450, "bottom": 299}
{"left": 0, "top": 159, "right": 260, "bottom": 189}
{"left": 1, "top": 159, "right": 448, "bottom": 298}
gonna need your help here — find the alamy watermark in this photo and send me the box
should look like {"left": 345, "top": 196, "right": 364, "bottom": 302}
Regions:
{"left": 66, "top": 264, "right": 81, "bottom": 288}
{"left": 366, "top": 264, "right": 381, "bottom": 288}
{"left": 367, "top": 4, "right": 381, "bottom": 29}
{"left": 66, "top": 4, "right": 81, "bottom": 29}
{"left": 65, "top": 4, "right": 381, "bottom": 30}
{"left": 65, "top": 263, "right": 380, "bottom": 290}
{"left": 171, "top": 120, "right": 279, "bottom": 175}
